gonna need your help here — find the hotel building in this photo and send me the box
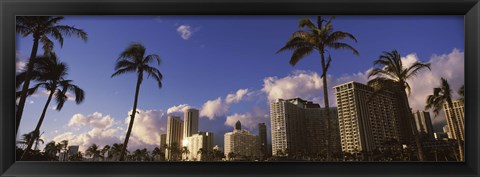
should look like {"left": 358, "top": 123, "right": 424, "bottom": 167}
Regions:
{"left": 184, "top": 132, "right": 214, "bottom": 161}
{"left": 334, "top": 81, "right": 401, "bottom": 153}
{"left": 258, "top": 123, "right": 268, "bottom": 159}
{"left": 412, "top": 110, "right": 434, "bottom": 140}
{"left": 224, "top": 121, "right": 259, "bottom": 159}
{"left": 443, "top": 100, "right": 465, "bottom": 141}
{"left": 165, "top": 116, "right": 183, "bottom": 161}
{"left": 183, "top": 108, "right": 199, "bottom": 139}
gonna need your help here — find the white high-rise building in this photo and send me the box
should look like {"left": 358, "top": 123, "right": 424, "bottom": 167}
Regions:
{"left": 166, "top": 116, "right": 183, "bottom": 161}
{"left": 183, "top": 108, "right": 199, "bottom": 139}
{"left": 334, "top": 81, "right": 400, "bottom": 153}
{"left": 443, "top": 100, "right": 464, "bottom": 141}
{"left": 184, "top": 132, "right": 214, "bottom": 161}
{"left": 224, "top": 121, "right": 259, "bottom": 160}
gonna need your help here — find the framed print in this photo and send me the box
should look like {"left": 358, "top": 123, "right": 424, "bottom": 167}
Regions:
{"left": 1, "top": 0, "right": 479, "bottom": 176}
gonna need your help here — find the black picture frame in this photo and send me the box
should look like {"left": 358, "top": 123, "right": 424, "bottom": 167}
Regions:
{"left": 1, "top": 0, "right": 479, "bottom": 176}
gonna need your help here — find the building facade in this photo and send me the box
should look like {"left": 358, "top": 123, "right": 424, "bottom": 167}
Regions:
{"left": 183, "top": 108, "right": 199, "bottom": 139}
{"left": 334, "top": 81, "right": 401, "bottom": 153}
{"left": 412, "top": 110, "right": 434, "bottom": 140}
{"left": 258, "top": 123, "right": 268, "bottom": 159}
{"left": 165, "top": 116, "right": 183, "bottom": 161}
{"left": 443, "top": 100, "right": 465, "bottom": 141}
{"left": 224, "top": 121, "right": 260, "bottom": 160}
{"left": 184, "top": 132, "right": 214, "bottom": 161}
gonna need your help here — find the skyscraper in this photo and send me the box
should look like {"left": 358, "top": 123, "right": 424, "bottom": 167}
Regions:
{"left": 412, "top": 110, "right": 434, "bottom": 140}
{"left": 258, "top": 123, "right": 268, "bottom": 159}
{"left": 334, "top": 81, "right": 400, "bottom": 153}
{"left": 159, "top": 134, "right": 166, "bottom": 151}
{"left": 443, "top": 100, "right": 464, "bottom": 141}
{"left": 166, "top": 116, "right": 183, "bottom": 161}
{"left": 183, "top": 108, "right": 199, "bottom": 139}
{"left": 270, "top": 98, "right": 333, "bottom": 157}
{"left": 224, "top": 121, "right": 259, "bottom": 160}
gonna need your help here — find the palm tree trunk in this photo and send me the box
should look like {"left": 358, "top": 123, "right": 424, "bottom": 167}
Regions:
{"left": 16, "top": 37, "right": 40, "bottom": 135}
{"left": 447, "top": 101, "right": 463, "bottom": 161}
{"left": 400, "top": 87, "right": 425, "bottom": 161}
{"left": 119, "top": 73, "right": 143, "bottom": 161}
{"left": 21, "top": 89, "right": 54, "bottom": 160}
{"left": 320, "top": 51, "right": 332, "bottom": 161}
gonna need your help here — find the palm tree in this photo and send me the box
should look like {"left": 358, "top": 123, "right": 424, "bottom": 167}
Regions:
{"left": 277, "top": 16, "right": 359, "bottom": 160}
{"left": 367, "top": 50, "right": 430, "bottom": 161}
{"left": 20, "top": 55, "right": 85, "bottom": 160}
{"left": 425, "top": 78, "right": 464, "bottom": 161}
{"left": 151, "top": 147, "right": 162, "bottom": 161}
{"left": 15, "top": 16, "right": 87, "bottom": 134}
{"left": 181, "top": 146, "right": 190, "bottom": 161}
{"left": 101, "top": 145, "right": 111, "bottom": 161}
{"left": 111, "top": 43, "right": 163, "bottom": 161}
{"left": 110, "top": 143, "right": 125, "bottom": 161}
{"left": 85, "top": 144, "right": 102, "bottom": 161}
{"left": 43, "top": 141, "right": 61, "bottom": 161}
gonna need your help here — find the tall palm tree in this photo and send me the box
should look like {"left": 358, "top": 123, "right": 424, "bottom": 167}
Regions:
{"left": 15, "top": 16, "right": 87, "bottom": 134}
{"left": 425, "top": 78, "right": 464, "bottom": 161}
{"left": 101, "top": 145, "right": 111, "bottom": 161}
{"left": 43, "top": 141, "right": 61, "bottom": 161}
{"left": 277, "top": 16, "right": 359, "bottom": 160}
{"left": 110, "top": 143, "right": 125, "bottom": 161}
{"left": 151, "top": 147, "right": 162, "bottom": 161}
{"left": 368, "top": 50, "right": 431, "bottom": 161}
{"left": 86, "top": 144, "right": 102, "bottom": 161}
{"left": 181, "top": 146, "right": 190, "bottom": 161}
{"left": 111, "top": 43, "right": 163, "bottom": 161}
{"left": 20, "top": 55, "right": 85, "bottom": 160}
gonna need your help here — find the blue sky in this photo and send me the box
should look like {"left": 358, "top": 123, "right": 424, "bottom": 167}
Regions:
{"left": 15, "top": 16, "right": 464, "bottom": 152}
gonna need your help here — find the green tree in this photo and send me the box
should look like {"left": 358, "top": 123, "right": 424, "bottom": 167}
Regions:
{"left": 367, "top": 50, "right": 430, "bottom": 161}
{"left": 111, "top": 43, "right": 163, "bottom": 161}
{"left": 101, "top": 145, "right": 112, "bottom": 161}
{"left": 20, "top": 55, "right": 85, "bottom": 160}
{"left": 151, "top": 147, "right": 163, "bottom": 161}
{"left": 425, "top": 78, "right": 464, "bottom": 161}
{"left": 277, "top": 16, "right": 359, "bottom": 160}
{"left": 43, "top": 141, "right": 61, "bottom": 161}
{"left": 85, "top": 143, "right": 102, "bottom": 161}
{"left": 15, "top": 16, "right": 87, "bottom": 134}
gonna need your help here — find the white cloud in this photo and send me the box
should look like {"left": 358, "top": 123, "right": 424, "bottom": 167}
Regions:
{"left": 16, "top": 61, "right": 26, "bottom": 73}
{"left": 225, "top": 88, "right": 251, "bottom": 104}
{"left": 225, "top": 107, "right": 269, "bottom": 131}
{"left": 167, "top": 104, "right": 192, "bottom": 115}
{"left": 28, "top": 100, "right": 34, "bottom": 104}
{"left": 177, "top": 25, "right": 193, "bottom": 40}
{"left": 67, "top": 112, "right": 114, "bottom": 129}
{"left": 262, "top": 70, "right": 327, "bottom": 104}
{"left": 124, "top": 109, "right": 166, "bottom": 148}
{"left": 199, "top": 97, "right": 228, "bottom": 120}
{"left": 52, "top": 128, "right": 122, "bottom": 152}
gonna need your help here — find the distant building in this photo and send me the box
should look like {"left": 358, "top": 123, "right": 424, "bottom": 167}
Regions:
{"left": 68, "top": 145, "right": 79, "bottom": 156}
{"left": 159, "top": 134, "right": 167, "bottom": 152}
{"left": 334, "top": 81, "right": 402, "bottom": 153}
{"left": 443, "top": 125, "right": 453, "bottom": 139}
{"left": 59, "top": 152, "right": 68, "bottom": 161}
{"left": 412, "top": 110, "right": 434, "bottom": 140}
{"left": 184, "top": 132, "right": 214, "bottom": 161}
{"left": 224, "top": 121, "right": 259, "bottom": 160}
{"left": 443, "top": 100, "right": 464, "bottom": 141}
{"left": 270, "top": 98, "right": 335, "bottom": 157}
{"left": 434, "top": 132, "right": 449, "bottom": 140}
{"left": 258, "top": 123, "right": 268, "bottom": 159}
{"left": 183, "top": 108, "right": 199, "bottom": 139}
{"left": 166, "top": 116, "right": 183, "bottom": 161}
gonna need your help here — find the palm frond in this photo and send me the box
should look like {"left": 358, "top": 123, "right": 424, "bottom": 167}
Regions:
{"left": 119, "top": 43, "right": 146, "bottom": 61}
{"left": 298, "top": 18, "right": 315, "bottom": 29}
{"left": 111, "top": 66, "right": 137, "bottom": 78}
{"left": 326, "top": 31, "right": 358, "bottom": 43}
{"left": 54, "top": 88, "right": 67, "bottom": 111}
{"left": 40, "top": 36, "right": 54, "bottom": 53}
{"left": 114, "top": 59, "right": 136, "bottom": 71}
{"left": 328, "top": 42, "right": 360, "bottom": 56}
{"left": 405, "top": 62, "right": 431, "bottom": 79}
{"left": 143, "top": 66, "right": 163, "bottom": 88}
{"left": 144, "top": 54, "right": 161, "bottom": 65}
{"left": 50, "top": 25, "right": 88, "bottom": 43}
{"left": 289, "top": 47, "right": 314, "bottom": 66}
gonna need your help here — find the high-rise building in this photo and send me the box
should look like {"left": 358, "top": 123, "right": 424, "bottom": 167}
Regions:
{"left": 443, "top": 125, "right": 453, "bottom": 139}
{"left": 166, "top": 116, "right": 183, "bottom": 161}
{"left": 183, "top": 108, "right": 199, "bottom": 139}
{"left": 224, "top": 121, "right": 259, "bottom": 160}
{"left": 412, "top": 110, "right": 434, "bottom": 140}
{"left": 258, "top": 123, "right": 268, "bottom": 159}
{"left": 159, "top": 134, "right": 167, "bottom": 151}
{"left": 334, "top": 81, "right": 400, "bottom": 153}
{"left": 270, "top": 98, "right": 335, "bottom": 157}
{"left": 443, "top": 100, "right": 464, "bottom": 141}
{"left": 184, "top": 132, "right": 214, "bottom": 161}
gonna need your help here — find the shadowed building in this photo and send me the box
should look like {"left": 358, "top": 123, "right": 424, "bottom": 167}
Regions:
{"left": 258, "top": 123, "right": 268, "bottom": 160}
{"left": 183, "top": 108, "right": 199, "bottom": 139}
{"left": 165, "top": 116, "right": 183, "bottom": 161}
{"left": 412, "top": 110, "right": 434, "bottom": 140}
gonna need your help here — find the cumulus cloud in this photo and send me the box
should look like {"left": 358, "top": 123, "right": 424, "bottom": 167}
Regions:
{"left": 177, "top": 25, "right": 193, "bottom": 40}
{"left": 52, "top": 128, "right": 122, "bottom": 152}
{"left": 16, "top": 61, "right": 26, "bottom": 73}
{"left": 124, "top": 109, "right": 166, "bottom": 147}
{"left": 199, "top": 97, "right": 228, "bottom": 120}
{"left": 225, "top": 89, "right": 251, "bottom": 104}
{"left": 167, "top": 104, "right": 192, "bottom": 115}
{"left": 225, "top": 107, "right": 269, "bottom": 130}
{"left": 262, "top": 70, "right": 327, "bottom": 104}
{"left": 67, "top": 112, "right": 114, "bottom": 129}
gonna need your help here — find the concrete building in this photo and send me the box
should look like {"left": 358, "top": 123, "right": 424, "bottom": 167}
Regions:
{"left": 183, "top": 108, "right": 199, "bottom": 139}
{"left": 334, "top": 81, "right": 401, "bottom": 153}
{"left": 224, "top": 121, "right": 259, "bottom": 160}
{"left": 258, "top": 123, "right": 268, "bottom": 159}
{"left": 443, "top": 100, "right": 464, "bottom": 141}
{"left": 184, "top": 132, "right": 214, "bottom": 161}
{"left": 165, "top": 116, "right": 183, "bottom": 161}
{"left": 159, "top": 134, "right": 167, "bottom": 151}
{"left": 412, "top": 110, "right": 434, "bottom": 140}
{"left": 443, "top": 125, "right": 453, "bottom": 139}
{"left": 270, "top": 98, "right": 339, "bottom": 157}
